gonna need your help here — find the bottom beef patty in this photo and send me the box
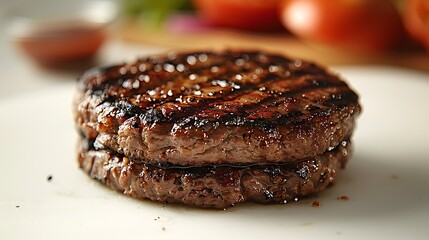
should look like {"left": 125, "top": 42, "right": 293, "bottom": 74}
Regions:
{"left": 78, "top": 139, "right": 351, "bottom": 209}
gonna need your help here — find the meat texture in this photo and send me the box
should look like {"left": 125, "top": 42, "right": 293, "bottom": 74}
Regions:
{"left": 74, "top": 50, "right": 361, "bottom": 166}
{"left": 74, "top": 50, "right": 361, "bottom": 208}
{"left": 78, "top": 140, "right": 351, "bottom": 209}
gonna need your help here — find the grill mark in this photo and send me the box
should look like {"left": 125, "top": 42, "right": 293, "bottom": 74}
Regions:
{"left": 80, "top": 50, "right": 359, "bottom": 130}
{"left": 155, "top": 76, "right": 347, "bottom": 121}
{"left": 201, "top": 86, "right": 352, "bottom": 128}
{"left": 92, "top": 76, "right": 351, "bottom": 128}
{"left": 78, "top": 65, "right": 121, "bottom": 91}
{"left": 86, "top": 51, "right": 329, "bottom": 109}
{"left": 235, "top": 80, "right": 348, "bottom": 116}
{"left": 141, "top": 85, "right": 353, "bottom": 131}
{"left": 146, "top": 69, "right": 339, "bottom": 120}
{"left": 81, "top": 50, "right": 324, "bottom": 93}
{"left": 323, "top": 88, "right": 360, "bottom": 107}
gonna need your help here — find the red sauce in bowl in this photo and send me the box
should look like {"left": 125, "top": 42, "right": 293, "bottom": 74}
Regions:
{"left": 14, "top": 23, "right": 107, "bottom": 66}
{"left": 7, "top": 1, "right": 117, "bottom": 66}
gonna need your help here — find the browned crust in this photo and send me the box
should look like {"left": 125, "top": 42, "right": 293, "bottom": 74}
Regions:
{"left": 78, "top": 140, "right": 351, "bottom": 209}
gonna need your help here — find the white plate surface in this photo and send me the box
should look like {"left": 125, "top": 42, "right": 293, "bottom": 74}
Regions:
{"left": 1, "top": 66, "right": 428, "bottom": 239}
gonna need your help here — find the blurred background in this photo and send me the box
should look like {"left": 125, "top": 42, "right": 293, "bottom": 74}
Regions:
{"left": 0, "top": 0, "right": 428, "bottom": 98}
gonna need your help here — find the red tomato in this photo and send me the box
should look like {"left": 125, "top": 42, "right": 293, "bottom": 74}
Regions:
{"left": 280, "top": 0, "right": 405, "bottom": 53}
{"left": 193, "top": 0, "right": 284, "bottom": 31}
{"left": 403, "top": 0, "right": 429, "bottom": 52}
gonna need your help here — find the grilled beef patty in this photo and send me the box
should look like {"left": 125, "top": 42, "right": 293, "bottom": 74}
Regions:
{"left": 78, "top": 139, "right": 351, "bottom": 209}
{"left": 74, "top": 50, "right": 361, "bottom": 208}
{"left": 74, "top": 50, "right": 360, "bottom": 166}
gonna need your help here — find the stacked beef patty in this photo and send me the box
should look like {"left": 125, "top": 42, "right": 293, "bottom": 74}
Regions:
{"left": 74, "top": 50, "right": 361, "bottom": 209}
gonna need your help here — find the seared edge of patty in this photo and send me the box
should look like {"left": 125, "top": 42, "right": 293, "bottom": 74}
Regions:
{"left": 77, "top": 139, "right": 351, "bottom": 209}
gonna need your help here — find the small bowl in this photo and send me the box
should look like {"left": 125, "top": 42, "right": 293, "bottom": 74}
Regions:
{"left": 7, "top": 0, "right": 117, "bottom": 66}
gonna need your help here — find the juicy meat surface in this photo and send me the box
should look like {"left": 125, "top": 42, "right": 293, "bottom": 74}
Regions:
{"left": 78, "top": 139, "right": 351, "bottom": 209}
{"left": 74, "top": 50, "right": 361, "bottom": 166}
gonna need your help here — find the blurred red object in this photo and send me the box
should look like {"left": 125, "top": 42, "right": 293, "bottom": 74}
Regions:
{"left": 280, "top": 0, "right": 405, "bottom": 54}
{"left": 7, "top": 0, "right": 117, "bottom": 66}
{"left": 165, "top": 14, "right": 210, "bottom": 33}
{"left": 193, "top": 0, "right": 284, "bottom": 31}
{"left": 13, "top": 23, "right": 106, "bottom": 66}
{"left": 403, "top": 0, "right": 429, "bottom": 52}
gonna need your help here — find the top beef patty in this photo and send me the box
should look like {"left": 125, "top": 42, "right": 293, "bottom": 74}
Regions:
{"left": 74, "top": 50, "right": 361, "bottom": 166}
